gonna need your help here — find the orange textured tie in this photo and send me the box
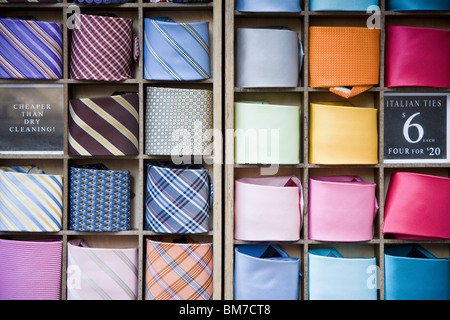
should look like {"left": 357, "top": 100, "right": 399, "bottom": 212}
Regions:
{"left": 309, "top": 27, "right": 380, "bottom": 98}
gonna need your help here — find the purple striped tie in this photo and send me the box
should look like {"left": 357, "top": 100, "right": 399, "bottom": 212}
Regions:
{"left": 0, "top": 17, "right": 63, "bottom": 79}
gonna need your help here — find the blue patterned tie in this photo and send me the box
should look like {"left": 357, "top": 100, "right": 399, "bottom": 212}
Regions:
{"left": 144, "top": 17, "right": 210, "bottom": 81}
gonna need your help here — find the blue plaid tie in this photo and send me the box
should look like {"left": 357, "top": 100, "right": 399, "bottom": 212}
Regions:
{"left": 143, "top": 17, "right": 210, "bottom": 81}
{"left": 145, "top": 163, "right": 211, "bottom": 234}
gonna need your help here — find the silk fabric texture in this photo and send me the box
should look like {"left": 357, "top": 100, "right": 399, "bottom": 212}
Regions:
{"left": 309, "top": 102, "right": 378, "bottom": 165}
{"left": 386, "top": 0, "right": 450, "bottom": 11}
{"left": 236, "top": 27, "right": 303, "bottom": 88}
{"left": 234, "top": 176, "right": 304, "bottom": 241}
{"left": 235, "top": 0, "right": 301, "bottom": 12}
{"left": 234, "top": 101, "right": 300, "bottom": 164}
{"left": 308, "top": 248, "right": 378, "bottom": 300}
{"left": 384, "top": 245, "right": 450, "bottom": 300}
{"left": 0, "top": 166, "right": 63, "bottom": 232}
{"left": 0, "top": 238, "right": 62, "bottom": 300}
{"left": 234, "top": 244, "right": 300, "bottom": 300}
{"left": 383, "top": 172, "right": 450, "bottom": 240}
{"left": 310, "top": 0, "right": 379, "bottom": 11}
{"left": 309, "top": 176, "right": 378, "bottom": 242}
{"left": 67, "top": 239, "right": 139, "bottom": 300}
{"left": 309, "top": 27, "right": 380, "bottom": 98}
{"left": 385, "top": 25, "right": 450, "bottom": 88}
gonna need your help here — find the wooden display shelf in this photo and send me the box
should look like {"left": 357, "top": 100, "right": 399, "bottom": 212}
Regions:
{"left": 224, "top": 0, "right": 450, "bottom": 300}
{"left": 0, "top": 0, "right": 223, "bottom": 301}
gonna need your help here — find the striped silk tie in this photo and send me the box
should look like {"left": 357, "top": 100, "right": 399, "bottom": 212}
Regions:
{"left": 69, "top": 93, "right": 139, "bottom": 156}
{"left": 0, "top": 166, "right": 63, "bottom": 232}
{"left": 144, "top": 18, "right": 211, "bottom": 81}
{"left": 0, "top": 17, "right": 63, "bottom": 79}
{"left": 67, "top": 239, "right": 138, "bottom": 300}
{"left": 145, "top": 238, "right": 213, "bottom": 300}
{"left": 145, "top": 163, "right": 211, "bottom": 234}
{"left": 70, "top": 14, "right": 138, "bottom": 81}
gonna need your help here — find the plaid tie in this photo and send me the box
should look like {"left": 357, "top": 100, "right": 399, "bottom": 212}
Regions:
{"left": 0, "top": 17, "right": 63, "bottom": 79}
{"left": 145, "top": 163, "right": 211, "bottom": 234}
{"left": 145, "top": 238, "right": 213, "bottom": 300}
{"left": 70, "top": 13, "right": 138, "bottom": 81}
{"left": 69, "top": 93, "right": 139, "bottom": 156}
{"left": 69, "top": 164, "right": 131, "bottom": 232}
{"left": 145, "top": 86, "right": 213, "bottom": 156}
{"left": 0, "top": 166, "right": 63, "bottom": 232}
{"left": 67, "top": 239, "right": 138, "bottom": 300}
{"left": 144, "top": 18, "right": 210, "bottom": 80}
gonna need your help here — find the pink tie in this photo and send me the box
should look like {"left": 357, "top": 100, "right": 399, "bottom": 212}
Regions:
{"left": 308, "top": 176, "right": 379, "bottom": 242}
{"left": 234, "top": 176, "right": 304, "bottom": 241}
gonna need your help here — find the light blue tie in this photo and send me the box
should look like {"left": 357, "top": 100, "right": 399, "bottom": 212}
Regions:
{"left": 143, "top": 18, "right": 210, "bottom": 81}
{"left": 386, "top": 0, "right": 450, "bottom": 11}
{"left": 236, "top": 0, "right": 301, "bottom": 12}
{"left": 308, "top": 248, "right": 378, "bottom": 300}
{"left": 310, "top": 0, "right": 379, "bottom": 11}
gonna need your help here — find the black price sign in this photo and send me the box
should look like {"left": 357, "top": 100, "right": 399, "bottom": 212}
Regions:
{"left": 384, "top": 93, "right": 449, "bottom": 163}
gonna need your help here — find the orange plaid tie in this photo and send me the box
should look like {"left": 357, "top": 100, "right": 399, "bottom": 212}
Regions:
{"left": 145, "top": 238, "right": 213, "bottom": 300}
{"left": 309, "top": 27, "right": 380, "bottom": 99}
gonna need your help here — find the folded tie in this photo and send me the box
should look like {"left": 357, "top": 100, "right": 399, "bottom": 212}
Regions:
{"left": 0, "top": 238, "right": 62, "bottom": 300}
{"left": 69, "top": 164, "right": 131, "bottom": 232}
{"left": 145, "top": 238, "right": 213, "bottom": 300}
{"left": 385, "top": 26, "right": 450, "bottom": 88}
{"left": 234, "top": 244, "right": 300, "bottom": 300}
{"left": 0, "top": 17, "right": 63, "bottom": 79}
{"left": 234, "top": 176, "right": 304, "bottom": 241}
{"left": 0, "top": 166, "right": 63, "bottom": 232}
{"left": 144, "top": 18, "right": 210, "bottom": 81}
{"left": 71, "top": 0, "right": 134, "bottom": 4}
{"left": 383, "top": 172, "right": 450, "bottom": 240}
{"left": 236, "top": 27, "right": 303, "bottom": 88}
{"left": 309, "top": 102, "right": 378, "bottom": 164}
{"left": 386, "top": 0, "right": 450, "bottom": 10}
{"left": 69, "top": 93, "right": 139, "bottom": 156}
{"left": 310, "top": 0, "right": 379, "bottom": 11}
{"left": 234, "top": 101, "right": 300, "bottom": 164}
{"left": 145, "top": 163, "right": 211, "bottom": 234}
{"left": 145, "top": 86, "right": 213, "bottom": 156}
{"left": 308, "top": 248, "right": 378, "bottom": 300}
{"left": 308, "top": 176, "right": 379, "bottom": 242}
{"left": 70, "top": 13, "right": 138, "bottom": 81}
{"left": 309, "top": 27, "right": 380, "bottom": 98}
{"left": 384, "top": 245, "right": 450, "bottom": 300}
{"left": 235, "top": 0, "right": 301, "bottom": 12}
{"left": 67, "top": 239, "right": 138, "bottom": 300}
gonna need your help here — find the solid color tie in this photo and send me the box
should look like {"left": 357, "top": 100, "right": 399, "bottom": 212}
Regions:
{"left": 309, "top": 27, "right": 380, "bottom": 98}
{"left": 234, "top": 101, "right": 300, "bottom": 165}
{"left": 234, "top": 176, "right": 304, "bottom": 241}
{"left": 0, "top": 17, "right": 62, "bottom": 79}
{"left": 235, "top": 0, "right": 301, "bottom": 12}
{"left": 0, "top": 238, "right": 62, "bottom": 300}
{"left": 145, "top": 238, "right": 213, "bottom": 300}
{"left": 145, "top": 86, "right": 213, "bottom": 156}
{"left": 236, "top": 27, "right": 303, "bottom": 88}
{"left": 67, "top": 239, "right": 138, "bottom": 300}
{"left": 70, "top": 13, "right": 138, "bottom": 81}
{"left": 385, "top": 25, "right": 450, "bottom": 88}
{"left": 308, "top": 176, "right": 379, "bottom": 242}
{"left": 144, "top": 18, "right": 210, "bottom": 81}
{"left": 145, "top": 163, "right": 211, "bottom": 234}
{"left": 384, "top": 245, "right": 450, "bottom": 300}
{"left": 68, "top": 93, "right": 139, "bottom": 156}
{"left": 310, "top": 0, "right": 379, "bottom": 11}
{"left": 0, "top": 166, "right": 63, "bottom": 232}
{"left": 234, "top": 244, "right": 300, "bottom": 300}
{"left": 309, "top": 102, "right": 378, "bottom": 164}
{"left": 386, "top": 0, "right": 450, "bottom": 10}
{"left": 383, "top": 172, "right": 450, "bottom": 240}
{"left": 308, "top": 248, "right": 378, "bottom": 300}
{"left": 69, "top": 165, "right": 131, "bottom": 232}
